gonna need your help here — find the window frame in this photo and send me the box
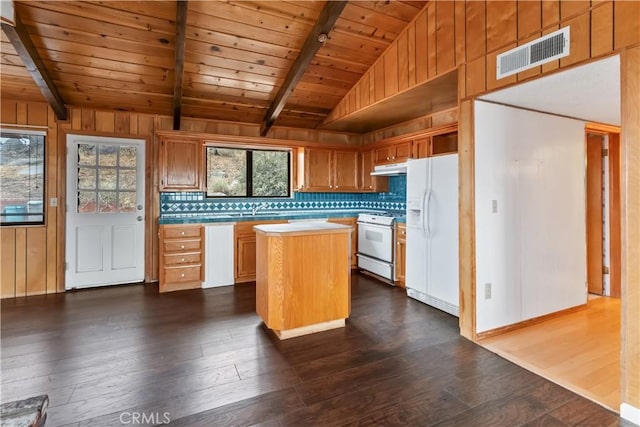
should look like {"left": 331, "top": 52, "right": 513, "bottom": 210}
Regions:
{"left": 205, "top": 145, "right": 291, "bottom": 198}
{"left": 0, "top": 128, "right": 46, "bottom": 227}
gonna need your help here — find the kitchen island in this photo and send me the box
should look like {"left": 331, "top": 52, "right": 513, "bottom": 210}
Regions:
{"left": 254, "top": 222, "right": 352, "bottom": 339}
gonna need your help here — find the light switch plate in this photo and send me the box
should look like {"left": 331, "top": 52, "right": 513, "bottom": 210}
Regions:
{"left": 50, "top": 197, "right": 58, "bottom": 207}
{"left": 491, "top": 200, "right": 498, "bottom": 213}
{"left": 484, "top": 283, "right": 492, "bottom": 299}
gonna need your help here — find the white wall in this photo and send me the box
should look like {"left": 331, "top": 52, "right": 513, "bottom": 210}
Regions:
{"left": 474, "top": 101, "right": 587, "bottom": 333}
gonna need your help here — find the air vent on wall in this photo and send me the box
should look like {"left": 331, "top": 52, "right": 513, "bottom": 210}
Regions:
{"left": 497, "top": 27, "right": 570, "bottom": 79}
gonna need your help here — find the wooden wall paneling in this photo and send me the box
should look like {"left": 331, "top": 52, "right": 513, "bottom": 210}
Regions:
{"left": 16, "top": 102, "right": 27, "bottom": 124}
{"left": 517, "top": 33, "right": 543, "bottom": 81}
{"left": 486, "top": 1, "right": 517, "bottom": 53}
{"left": 70, "top": 108, "right": 82, "bottom": 130}
{"left": 397, "top": 31, "right": 409, "bottom": 92}
{"left": 487, "top": 43, "right": 517, "bottom": 91}
{"left": 614, "top": 1, "right": 640, "bottom": 50}
{"left": 465, "top": 56, "right": 486, "bottom": 97}
{"left": 374, "top": 60, "right": 385, "bottom": 102}
{"left": 57, "top": 121, "right": 70, "bottom": 292}
{"left": 407, "top": 23, "right": 416, "bottom": 87}
{"left": 1, "top": 100, "right": 17, "bottom": 123}
{"left": 415, "top": 10, "right": 428, "bottom": 84}
{"left": 455, "top": 0, "right": 466, "bottom": 65}
{"left": 517, "top": 0, "right": 541, "bottom": 39}
{"left": 542, "top": 1, "right": 560, "bottom": 28}
{"left": 541, "top": 26, "right": 561, "bottom": 73}
{"left": 353, "top": 85, "right": 361, "bottom": 111}
{"left": 368, "top": 70, "right": 375, "bottom": 106}
{"left": 0, "top": 229, "right": 16, "bottom": 298}
{"left": 621, "top": 45, "right": 640, "bottom": 410}
{"left": 608, "top": 132, "right": 621, "bottom": 299}
{"left": 95, "top": 111, "right": 116, "bottom": 133}
{"left": 465, "top": 1, "right": 487, "bottom": 61}
{"left": 115, "top": 112, "right": 130, "bottom": 134}
{"left": 427, "top": 2, "right": 437, "bottom": 78}
{"left": 359, "top": 75, "right": 369, "bottom": 109}
{"left": 81, "top": 108, "right": 95, "bottom": 131}
{"left": 14, "top": 228, "right": 27, "bottom": 296}
{"left": 27, "top": 102, "right": 48, "bottom": 126}
{"left": 350, "top": 89, "right": 357, "bottom": 114}
{"left": 560, "top": 12, "right": 590, "bottom": 68}
{"left": 591, "top": 2, "right": 613, "bottom": 59}
{"left": 384, "top": 42, "right": 399, "bottom": 97}
{"left": 436, "top": 1, "right": 455, "bottom": 74}
{"left": 560, "top": 0, "right": 590, "bottom": 20}
{"left": 26, "top": 227, "right": 47, "bottom": 295}
{"left": 458, "top": 99, "right": 475, "bottom": 339}
{"left": 46, "top": 106, "right": 58, "bottom": 294}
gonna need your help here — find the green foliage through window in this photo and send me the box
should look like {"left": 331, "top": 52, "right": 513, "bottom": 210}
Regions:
{"left": 206, "top": 147, "right": 290, "bottom": 198}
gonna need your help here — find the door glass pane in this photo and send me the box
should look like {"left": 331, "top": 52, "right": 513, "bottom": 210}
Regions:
{"left": 98, "top": 169, "right": 117, "bottom": 190}
{"left": 98, "top": 192, "right": 117, "bottom": 212}
{"left": 78, "top": 191, "right": 96, "bottom": 213}
{"left": 78, "top": 144, "right": 96, "bottom": 166}
{"left": 98, "top": 145, "right": 118, "bottom": 166}
{"left": 119, "top": 192, "right": 136, "bottom": 212}
{"left": 119, "top": 146, "right": 137, "bottom": 167}
{"left": 118, "top": 169, "right": 136, "bottom": 191}
{"left": 77, "top": 167, "right": 96, "bottom": 190}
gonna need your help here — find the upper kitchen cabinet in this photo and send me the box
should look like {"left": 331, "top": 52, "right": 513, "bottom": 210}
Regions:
{"left": 374, "top": 141, "right": 412, "bottom": 165}
{"left": 297, "top": 147, "right": 359, "bottom": 192}
{"left": 360, "top": 150, "right": 389, "bottom": 193}
{"left": 159, "top": 137, "right": 203, "bottom": 191}
{"left": 431, "top": 131, "right": 458, "bottom": 156}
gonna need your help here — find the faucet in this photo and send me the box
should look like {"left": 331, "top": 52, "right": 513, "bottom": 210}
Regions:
{"left": 251, "top": 202, "right": 268, "bottom": 215}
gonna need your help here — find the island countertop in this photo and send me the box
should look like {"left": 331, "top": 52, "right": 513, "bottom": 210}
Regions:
{"left": 253, "top": 222, "right": 352, "bottom": 235}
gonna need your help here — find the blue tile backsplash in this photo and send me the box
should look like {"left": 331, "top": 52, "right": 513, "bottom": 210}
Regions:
{"left": 161, "top": 175, "right": 407, "bottom": 217}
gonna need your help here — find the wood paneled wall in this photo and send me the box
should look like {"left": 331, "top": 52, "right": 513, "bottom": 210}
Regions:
{"left": 325, "top": 0, "right": 640, "bottom": 124}
{"left": 0, "top": 101, "right": 361, "bottom": 298}
{"left": 621, "top": 45, "right": 639, "bottom": 411}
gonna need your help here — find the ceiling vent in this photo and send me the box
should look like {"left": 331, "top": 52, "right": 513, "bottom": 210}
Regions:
{"left": 497, "top": 27, "right": 570, "bottom": 79}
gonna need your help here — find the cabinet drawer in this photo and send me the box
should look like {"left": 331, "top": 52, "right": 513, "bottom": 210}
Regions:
{"left": 164, "top": 265, "right": 201, "bottom": 283}
{"left": 164, "top": 253, "right": 201, "bottom": 266}
{"left": 164, "top": 226, "right": 201, "bottom": 239}
{"left": 164, "top": 239, "right": 201, "bottom": 252}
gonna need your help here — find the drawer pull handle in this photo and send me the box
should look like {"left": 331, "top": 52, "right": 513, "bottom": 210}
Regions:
{"left": 181, "top": 245, "right": 185, "bottom": 249}
{"left": 181, "top": 232, "right": 185, "bottom": 235}
{"left": 181, "top": 258, "right": 185, "bottom": 262}
{"left": 181, "top": 273, "right": 185, "bottom": 277}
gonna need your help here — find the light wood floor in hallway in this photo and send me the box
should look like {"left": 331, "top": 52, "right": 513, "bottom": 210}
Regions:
{"left": 479, "top": 296, "right": 620, "bottom": 412}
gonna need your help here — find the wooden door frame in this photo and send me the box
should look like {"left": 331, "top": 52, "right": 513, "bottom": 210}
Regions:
{"left": 585, "top": 123, "right": 622, "bottom": 298}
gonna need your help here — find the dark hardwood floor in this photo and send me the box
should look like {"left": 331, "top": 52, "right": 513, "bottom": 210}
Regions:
{"left": 1, "top": 273, "right": 627, "bottom": 427}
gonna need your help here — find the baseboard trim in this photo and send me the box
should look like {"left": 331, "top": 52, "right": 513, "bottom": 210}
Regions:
{"left": 475, "top": 303, "right": 588, "bottom": 340}
{"left": 621, "top": 403, "right": 640, "bottom": 425}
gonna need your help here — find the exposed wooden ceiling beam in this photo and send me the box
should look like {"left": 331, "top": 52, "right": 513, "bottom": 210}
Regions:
{"left": 1, "top": 12, "right": 67, "bottom": 121}
{"left": 172, "top": 0, "right": 188, "bottom": 130}
{"left": 260, "top": 0, "right": 347, "bottom": 136}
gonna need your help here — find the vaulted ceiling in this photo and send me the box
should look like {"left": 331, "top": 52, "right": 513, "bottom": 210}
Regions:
{"left": 1, "top": 1, "right": 428, "bottom": 131}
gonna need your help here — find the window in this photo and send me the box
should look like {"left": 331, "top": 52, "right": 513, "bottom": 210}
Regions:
{"left": 0, "top": 130, "right": 45, "bottom": 225}
{"left": 206, "top": 147, "right": 290, "bottom": 198}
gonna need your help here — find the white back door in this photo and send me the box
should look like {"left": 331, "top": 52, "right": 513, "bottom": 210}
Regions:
{"left": 66, "top": 135, "right": 145, "bottom": 289}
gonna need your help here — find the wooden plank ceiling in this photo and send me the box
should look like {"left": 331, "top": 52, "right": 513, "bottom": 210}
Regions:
{"left": 1, "top": 1, "right": 427, "bottom": 130}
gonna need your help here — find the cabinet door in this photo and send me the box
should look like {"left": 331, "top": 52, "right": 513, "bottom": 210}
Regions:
{"left": 431, "top": 132, "right": 458, "bottom": 156}
{"left": 374, "top": 146, "right": 393, "bottom": 164}
{"left": 235, "top": 234, "right": 257, "bottom": 283}
{"left": 413, "top": 137, "right": 430, "bottom": 159}
{"left": 393, "top": 141, "right": 412, "bottom": 162}
{"left": 360, "top": 150, "right": 389, "bottom": 193}
{"left": 160, "top": 138, "right": 202, "bottom": 191}
{"left": 333, "top": 150, "right": 359, "bottom": 191}
{"left": 304, "top": 148, "right": 333, "bottom": 191}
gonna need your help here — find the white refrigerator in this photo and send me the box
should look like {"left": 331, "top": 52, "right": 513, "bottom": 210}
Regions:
{"left": 405, "top": 154, "right": 459, "bottom": 317}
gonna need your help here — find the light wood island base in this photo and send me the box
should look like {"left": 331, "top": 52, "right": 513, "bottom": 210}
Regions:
{"left": 254, "top": 222, "right": 352, "bottom": 340}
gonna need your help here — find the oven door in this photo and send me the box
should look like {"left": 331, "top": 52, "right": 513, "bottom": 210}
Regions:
{"left": 357, "top": 222, "right": 393, "bottom": 263}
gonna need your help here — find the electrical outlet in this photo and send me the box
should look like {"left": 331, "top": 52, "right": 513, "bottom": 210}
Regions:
{"left": 491, "top": 200, "right": 498, "bottom": 213}
{"left": 50, "top": 197, "right": 58, "bottom": 207}
{"left": 484, "top": 283, "right": 492, "bottom": 299}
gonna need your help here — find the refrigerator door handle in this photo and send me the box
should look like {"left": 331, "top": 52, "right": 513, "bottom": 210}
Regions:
{"left": 420, "top": 191, "right": 427, "bottom": 235}
{"left": 425, "top": 190, "right": 432, "bottom": 236}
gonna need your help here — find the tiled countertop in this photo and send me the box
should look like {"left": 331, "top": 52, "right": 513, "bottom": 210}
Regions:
{"left": 159, "top": 209, "right": 406, "bottom": 224}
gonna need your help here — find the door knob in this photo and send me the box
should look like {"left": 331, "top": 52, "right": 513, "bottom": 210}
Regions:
{"left": 137, "top": 216, "right": 143, "bottom": 221}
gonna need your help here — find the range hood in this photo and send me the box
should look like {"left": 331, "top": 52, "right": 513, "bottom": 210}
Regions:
{"left": 371, "top": 162, "right": 407, "bottom": 176}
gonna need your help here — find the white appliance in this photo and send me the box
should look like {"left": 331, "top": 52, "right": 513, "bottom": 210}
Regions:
{"left": 203, "top": 224, "right": 235, "bottom": 288}
{"left": 357, "top": 213, "right": 396, "bottom": 281}
{"left": 370, "top": 162, "right": 407, "bottom": 176}
{"left": 405, "top": 154, "right": 459, "bottom": 316}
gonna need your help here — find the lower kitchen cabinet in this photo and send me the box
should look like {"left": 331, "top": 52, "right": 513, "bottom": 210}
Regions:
{"left": 328, "top": 217, "right": 358, "bottom": 269}
{"left": 159, "top": 224, "right": 204, "bottom": 292}
{"left": 395, "top": 223, "right": 406, "bottom": 287}
{"left": 235, "top": 220, "right": 286, "bottom": 283}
